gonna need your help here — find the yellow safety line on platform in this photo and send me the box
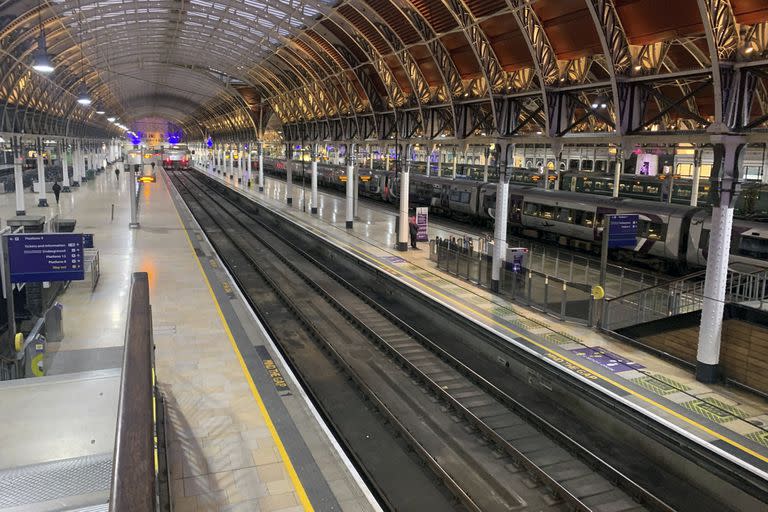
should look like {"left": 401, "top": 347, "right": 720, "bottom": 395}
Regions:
{"left": 165, "top": 173, "right": 315, "bottom": 511}
{"left": 336, "top": 241, "right": 768, "bottom": 466}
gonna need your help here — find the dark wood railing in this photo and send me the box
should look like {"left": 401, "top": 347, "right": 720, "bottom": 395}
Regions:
{"left": 109, "top": 272, "right": 155, "bottom": 511}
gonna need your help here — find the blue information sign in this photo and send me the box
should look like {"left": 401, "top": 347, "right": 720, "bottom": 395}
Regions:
{"left": 83, "top": 233, "right": 94, "bottom": 249}
{"left": 7, "top": 233, "right": 85, "bottom": 283}
{"left": 608, "top": 214, "right": 639, "bottom": 248}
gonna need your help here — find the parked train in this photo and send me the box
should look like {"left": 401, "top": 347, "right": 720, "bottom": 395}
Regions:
{"left": 262, "top": 158, "right": 767, "bottom": 272}
{"left": 162, "top": 145, "right": 191, "bottom": 170}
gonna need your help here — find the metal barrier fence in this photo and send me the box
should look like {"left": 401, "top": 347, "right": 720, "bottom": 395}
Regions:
{"left": 433, "top": 241, "right": 595, "bottom": 325}
{"left": 109, "top": 272, "right": 157, "bottom": 511}
{"left": 603, "top": 268, "right": 768, "bottom": 331}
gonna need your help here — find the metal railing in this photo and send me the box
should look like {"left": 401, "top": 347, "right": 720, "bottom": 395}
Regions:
{"left": 602, "top": 267, "right": 768, "bottom": 331}
{"left": 433, "top": 240, "right": 595, "bottom": 325}
{"left": 109, "top": 272, "right": 156, "bottom": 511}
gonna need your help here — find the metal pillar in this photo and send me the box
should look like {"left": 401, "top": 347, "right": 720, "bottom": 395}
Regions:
{"left": 37, "top": 137, "right": 48, "bottom": 207}
{"left": 71, "top": 141, "right": 80, "bottom": 187}
{"left": 612, "top": 145, "right": 622, "bottom": 198}
{"left": 696, "top": 135, "right": 745, "bottom": 383}
{"left": 491, "top": 168, "right": 510, "bottom": 292}
{"left": 286, "top": 160, "right": 293, "bottom": 205}
{"left": 310, "top": 157, "right": 318, "bottom": 214}
{"left": 483, "top": 147, "right": 489, "bottom": 182}
{"left": 13, "top": 136, "right": 25, "bottom": 215}
{"left": 551, "top": 140, "right": 563, "bottom": 191}
{"left": 453, "top": 147, "right": 459, "bottom": 179}
{"left": 691, "top": 149, "right": 702, "bottom": 207}
{"left": 62, "top": 141, "right": 71, "bottom": 192}
{"left": 246, "top": 145, "right": 252, "bottom": 185}
{"left": 346, "top": 160, "right": 354, "bottom": 229}
{"left": 129, "top": 164, "right": 140, "bottom": 229}
{"left": 258, "top": 146, "right": 264, "bottom": 192}
{"left": 396, "top": 153, "right": 410, "bottom": 251}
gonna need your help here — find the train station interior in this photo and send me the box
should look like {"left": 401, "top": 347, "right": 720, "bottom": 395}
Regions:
{"left": 1, "top": 1, "right": 768, "bottom": 511}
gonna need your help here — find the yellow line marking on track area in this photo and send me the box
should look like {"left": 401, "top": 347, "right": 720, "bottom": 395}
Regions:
{"left": 337, "top": 242, "right": 768, "bottom": 466}
{"left": 165, "top": 172, "right": 315, "bottom": 511}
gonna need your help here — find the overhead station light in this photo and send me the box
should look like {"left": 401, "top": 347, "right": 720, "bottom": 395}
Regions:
{"left": 76, "top": 83, "right": 91, "bottom": 105}
{"left": 107, "top": 117, "right": 116, "bottom": 123}
{"left": 94, "top": 104, "right": 105, "bottom": 115}
{"left": 32, "top": 16, "right": 54, "bottom": 74}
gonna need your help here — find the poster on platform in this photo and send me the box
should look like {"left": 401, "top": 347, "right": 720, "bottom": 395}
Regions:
{"left": 416, "top": 207, "right": 429, "bottom": 242}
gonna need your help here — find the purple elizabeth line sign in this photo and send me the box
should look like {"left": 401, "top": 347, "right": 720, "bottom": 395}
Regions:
{"left": 6, "top": 233, "right": 85, "bottom": 283}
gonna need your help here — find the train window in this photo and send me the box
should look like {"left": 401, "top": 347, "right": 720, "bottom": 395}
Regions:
{"left": 568, "top": 159, "right": 580, "bottom": 171}
{"left": 619, "top": 183, "right": 630, "bottom": 192}
{"left": 676, "top": 163, "right": 693, "bottom": 177}
{"left": 556, "top": 208, "right": 573, "bottom": 223}
{"left": 574, "top": 210, "right": 595, "bottom": 227}
{"left": 449, "top": 190, "right": 471, "bottom": 203}
{"left": 646, "top": 185, "right": 659, "bottom": 194}
{"left": 524, "top": 202, "right": 539, "bottom": 216}
{"left": 593, "top": 181, "right": 604, "bottom": 190}
{"left": 700, "top": 164, "right": 712, "bottom": 178}
{"left": 743, "top": 165, "right": 763, "bottom": 181}
{"left": 632, "top": 184, "right": 644, "bottom": 193}
{"left": 540, "top": 205, "right": 555, "bottom": 220}
{"left": 739, "top": 237, "right": 768, "bottom": 258}
{"left": 639, "top": 221, "right": 666, "bottom": 241}
{"left": 581, "top": 160, "right": 594, "bottom": 171}
{"left": 594, "top": 160, "right": 608, "bottom": 173}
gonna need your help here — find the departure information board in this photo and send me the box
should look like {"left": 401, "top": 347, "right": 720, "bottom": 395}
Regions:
{"left": 6, "top": 233, "right": 85, "bottom": 282}
{"left": 608, "top": 214, "right": 639, "bottom": 249}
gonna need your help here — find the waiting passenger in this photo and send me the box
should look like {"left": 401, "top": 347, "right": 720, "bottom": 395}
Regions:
{"left": 409, "top": 215, "right": 418, "bottom": 249}
{"left": 114, "top": 166, "right": 120, "bottom": 181}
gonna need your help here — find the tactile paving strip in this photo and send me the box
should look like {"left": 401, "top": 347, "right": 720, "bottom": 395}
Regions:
{"left": 0, "top": 453, "right": 112, "bottom": 508}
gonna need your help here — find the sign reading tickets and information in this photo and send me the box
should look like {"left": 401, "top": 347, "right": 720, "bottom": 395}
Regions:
{"left": 607, "top": 214, "right": 639, "bottom": 249}
{"left": 7, "top": 233, "right": 85, "bottom": 283}
{"left": 416, "top": 207, "right": 429, "bottom": 242}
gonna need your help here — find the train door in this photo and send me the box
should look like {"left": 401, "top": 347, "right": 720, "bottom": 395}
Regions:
{"left": 509, "top": 190, "right": 524, "bottom": 226}
{"left": 594, "top": 206, "right": 616, "bottom": 242}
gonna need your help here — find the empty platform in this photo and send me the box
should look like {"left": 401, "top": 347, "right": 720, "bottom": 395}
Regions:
{"left": 0, "top": 168, "right": 376, "bottom": 512}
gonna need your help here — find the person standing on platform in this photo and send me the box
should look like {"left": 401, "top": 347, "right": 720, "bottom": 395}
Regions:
{"left": 409, "top": 213, "right": 419, "bottom": 249}
{"left": 114, "top": 166, "right": 120, "bottom": 181}
{"left": 52, "top": 181, "right": 61, "bottom": 204}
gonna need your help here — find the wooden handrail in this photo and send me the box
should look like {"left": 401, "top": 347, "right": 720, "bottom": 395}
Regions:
{"left": 109, "top": 272, "right": 155, "bottom": 511}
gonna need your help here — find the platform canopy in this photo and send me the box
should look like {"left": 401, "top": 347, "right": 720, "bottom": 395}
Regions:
{"left": 1, "top": 0, "right": 767, "bottom": 142}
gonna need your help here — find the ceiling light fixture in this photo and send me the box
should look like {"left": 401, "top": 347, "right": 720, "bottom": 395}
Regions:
{"left": 107, "top": 117, "right": 116, "bottom": 123}
{"left": 77, "top": 83, "right": 91, "bottom": 105}
{"left": 32, "top": 6, "right": 54, "bottom": 74}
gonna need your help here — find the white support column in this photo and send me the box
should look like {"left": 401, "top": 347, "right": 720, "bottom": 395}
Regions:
{"left": 691, "top": 149, "right": 702, "bottom": 206}
{"left": 483, "top": 147, "right": 489, "bottom": 182}
{"left": 354, "top": 161, "right": 359, "bottom": 219}
{"left": 72, "top": 141, "right": 80, "bottom": 187}
{"left": 696, "top": 135, "right": 745, "bottom": 383}
{"left": 452, "top": 147, "right": 459, "bottom": 179}
{"left": 397, "top": 150, "right": 410, "bottom": 251}
{"left": 62, "top": 142, "right": 71, "bottom": 192}
{"left": 13, "top": 137, "right": 25, "bottom": 215}
{"left": 612, "top": 145, "right": 623, "bottom": 198}
{"left": 37, "top": 138, "right": 48, "bottom": 207}
{"left": 385, "top": 147, "right": 390, "bottom": 172}
{"left": 346, "top": 159, "right": 354, "bottom": 229}
{"left": 551, "top": 140, "right": 563, "bottom": 191}
{"left": 246, "top": 145, "right": 252, "bottom": 186}
{"left": 258, "top": 145, "right": 264, "bottom": 192}
{"left": 310, "top": 153, "right": 319, "bottom": 214}
{"left": 491, "top": 167, "right": 510, "bottom": 292}
{"left": 286, "top": 159, "right": 293, "bottom": 205}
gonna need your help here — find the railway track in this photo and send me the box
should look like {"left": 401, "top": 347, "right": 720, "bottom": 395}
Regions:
{"left": 169, "top": 169, "right": 672, "bottom": 512}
